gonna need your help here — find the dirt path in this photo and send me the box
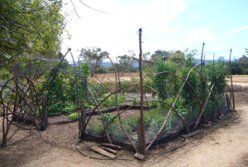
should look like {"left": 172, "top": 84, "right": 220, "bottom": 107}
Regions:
{"left": 146, "top": 105, "right": 248, "bottom": 167}
{"left": 1, "top": 92, "right": 248, "bottom": 167}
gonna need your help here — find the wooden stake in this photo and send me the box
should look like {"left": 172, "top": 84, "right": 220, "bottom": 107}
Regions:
{"left": 137, "top": 28, "right": 146, "bottom": 155}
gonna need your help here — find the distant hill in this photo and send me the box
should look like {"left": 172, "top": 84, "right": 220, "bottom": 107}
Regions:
{"left": 100, "top": 59, "right": 228, "bottom": 68}
{"left": 70, "top": 59, "right": 229, "bottom": 68}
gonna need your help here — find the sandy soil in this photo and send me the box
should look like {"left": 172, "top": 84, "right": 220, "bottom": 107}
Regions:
{"left": 1, "top": 83, "right": 248, "bottom": 166}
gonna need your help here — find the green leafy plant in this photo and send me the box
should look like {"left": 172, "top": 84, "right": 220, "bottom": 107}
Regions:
{"left": 125, "top": 115, "right": 139, "bottom": 130}
{"left": 47, "top": 73, "right": 67, "bottom": 115}
{"left": 101, "top": 95, "right": 126, "bottom": 108}
{"left": 180, "top": 67, "right": 200, "bottom": 108}
{"left": 87, "top": 120, "right": 104, "bottom": 137}
{"left": 205, "top": 59, "right": 228, "bottom": 96}
{"left": 153, "top": 61, "right": 178, "bottom": 100}
{"left": 132, "top": 98, "right": 138, "bottom": 106}
{"left": 86, "top": 113, "right": 133, "bottom": 141}
{"left": 144, "top": 109, "right": 164, "bottom": 128}
{"left": 46, "top": 63, "right": 91, "bottom": 116}
{"left": 68, "top": 112, "right": 79, "bottom": 121}
{"left": 64, "top": 102, "right": 76, "bottom": 114}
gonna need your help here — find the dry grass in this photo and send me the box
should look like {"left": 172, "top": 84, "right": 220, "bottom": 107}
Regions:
{"left": 227, "top": 75, "right": 248, "bottom": 91}
{"left": 93, "top": 73, "right": 248, "bottom": 82}
{"left": 91, "top": 73, "right": 248, "bottom": 92}
{"left": 91, "top": 72, "right": 139, "bottom": 82}
{"left": 92, "top": 73, "right": 248, "bottom": 84}
{"left": 227, "top": 75, "right": 248, "bottom": 83}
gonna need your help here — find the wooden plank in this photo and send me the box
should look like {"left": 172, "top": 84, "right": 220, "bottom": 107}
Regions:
{"left": 134, "top": 153, "right": 145, "bottom": 160}
{"left": 182, "top": 129, "right": 203, "bottom": 138}
{"left": 90, "top": 146, "right": 116, "bottom": 159}
{"left": 100, "top": 147, "right": 118, "bottom": 155}
{"left": 100, "top": 143, "right": 122, "bottom": 150}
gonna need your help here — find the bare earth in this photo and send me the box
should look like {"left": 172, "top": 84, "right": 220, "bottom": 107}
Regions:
{"left": 1, "top": 78, "right": 248, "bottom": 167}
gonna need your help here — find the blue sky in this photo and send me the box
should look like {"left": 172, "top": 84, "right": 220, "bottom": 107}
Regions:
{"left": 62, "top": 0, "right": 248, "bottom": 61}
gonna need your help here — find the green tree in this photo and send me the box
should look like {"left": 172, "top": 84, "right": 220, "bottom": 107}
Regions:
{"left": 117, "top": 54, "right": 135, "bottom": 72}
{"left": 79, "top": 47, "right": 109, "bottom": 75}
{"left": 239, "top": 55, "right": 248, "bottom": 63}
{"left": 235, "top": 51, "right": 248, "bottom": 74}
{"left": 0, "top": 0, "right": 64, "bottom": 69}
{"left": 230, "top": 62, "right": 244, "bottom": 75}
{"left": 151, "top": 50, "right": 170, "bottom": 61}
{"left": 168, "top": 50, "right": 186, "bottom": 67}
{"left": 245, "top": 48, "right": 248, "bottom": 56}
{"left": 185, "top": 50, "right": 197, "bottom": 67}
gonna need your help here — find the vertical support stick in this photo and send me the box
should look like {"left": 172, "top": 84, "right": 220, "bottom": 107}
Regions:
{"left": 212, "top": 54, "right": 215, "bottom": 65}
{"left": 69, "top": 50, "right": 86, "bottom": 139}
{"left": 79, "top": 76, "right": 88, "bottom": 139}
{"left": 200, "top": 42, "right": 205, "bottom": 65}
{"left": 229, "top": 49, "right": 235, "bottom": 110}
{"left": 79, "top": 103, "right": 86, "bottom": 139}
{"left": 137, "top": 28, "right": 146, "bottom": 155}
{"left": 2, "top": 106, "right": 6, "bottom": 147}
{"left": 200, "top": 42, "right": 205, "bottom": 122}
{"left": 187, "top": 105, "right": 192, "bottom": 130}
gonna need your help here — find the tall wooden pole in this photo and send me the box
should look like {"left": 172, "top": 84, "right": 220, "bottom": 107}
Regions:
{"left": 137, "top": 28, "right": 146, "bottom": 155}
{"left": 229, "top": 49, "right": 235, "bottom": 110}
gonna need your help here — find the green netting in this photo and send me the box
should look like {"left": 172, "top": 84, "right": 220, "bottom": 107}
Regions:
{"left": 84, "top": 95, "right": 228, "bottom": 146}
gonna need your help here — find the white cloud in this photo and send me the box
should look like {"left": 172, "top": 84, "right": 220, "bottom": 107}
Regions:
{"left": 61, "top": 0, "right": 188, "bottom": 60}
{"left": 185, "top": 28, "right": 218, "bottom": 45}
{"left": 225, "top": 26, "right": 248, "bottom": 35}
{"left": 192, "top": 13, "right": 201, "bottom": 19}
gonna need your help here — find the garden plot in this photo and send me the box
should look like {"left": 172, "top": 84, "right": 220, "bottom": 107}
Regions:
{"left": 0, "top": 44, "right": 236, "bottom": 158}
{"left": 83, "top": 94, "right": 228, "bottom": 151}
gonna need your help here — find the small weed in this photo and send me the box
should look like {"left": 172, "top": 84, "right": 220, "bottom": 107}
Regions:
{"left": 68, "top": 112, "right": 79, "bottom": 121}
